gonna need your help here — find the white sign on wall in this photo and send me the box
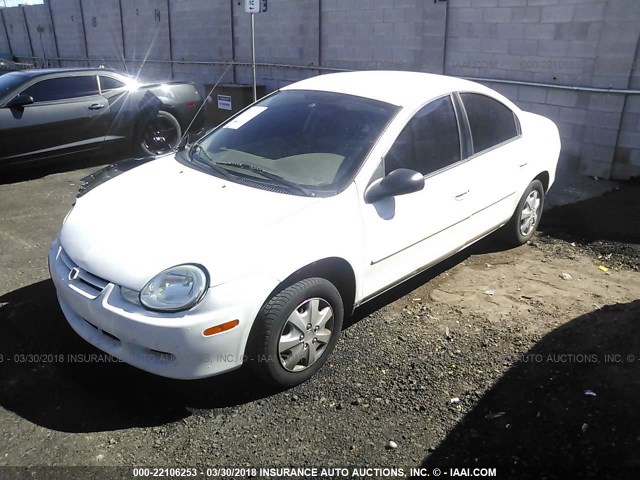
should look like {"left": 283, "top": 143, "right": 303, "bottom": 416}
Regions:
{"left": 217, "top": 95, "right": 232, "bottom": 111}
{"left": 245, "top": 0, "right": 267, "bottom": 14}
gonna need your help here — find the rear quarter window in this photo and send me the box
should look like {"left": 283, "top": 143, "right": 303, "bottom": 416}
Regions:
{"left": 460, "top": 93, "right": 519, "bottom": 154}
{"left": 99, "top": 76, "right": 126, "bottom": 92}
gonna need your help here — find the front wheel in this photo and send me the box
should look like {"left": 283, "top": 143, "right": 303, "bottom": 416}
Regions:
{"left": 138, "top": 110, "right": 182, "bottom": 156}
{"left": 501, "top": 179, "right": 545, "bottom": 245}
{"left": 246, "top": 278, "right": 344, "bottom": 387}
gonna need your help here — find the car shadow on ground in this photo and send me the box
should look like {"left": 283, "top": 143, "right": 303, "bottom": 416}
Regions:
{"left": 0, "top": 151, "right": 115, "bottom": 186}
{"left": 0, "top": 235, "right": 512, "bottom": 434}
{"left": 541, "top": 180, "right": 640, "bottom": 245}
{"left": 0, "top": 280, "right": 283, "bottom": 433}
{"left": 415, "top": 299, "right": 640, "bottom": 479}
{"left": 347, "top": 235, "right": 518, "bottom": 328}
{"left": 415, "top": 185, "right": 640, "bottom": 479}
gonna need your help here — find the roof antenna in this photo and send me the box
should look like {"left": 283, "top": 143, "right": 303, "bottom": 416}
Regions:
{"left": 175, "top": 61, "right": 234, "bottom": 149}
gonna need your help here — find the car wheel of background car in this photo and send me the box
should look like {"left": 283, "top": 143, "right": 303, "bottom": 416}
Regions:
{"left": 247, "top": 277, "right": 344, "bottom": 387}
{"left": 501, "top": 179, "right": 545, "bottom": 245}
{"left": 139, "top": 110, "right": 182, "bottom": 156}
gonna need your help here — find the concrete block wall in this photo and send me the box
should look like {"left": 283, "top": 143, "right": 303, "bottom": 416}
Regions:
{"left": 169, "top": 0, "right": 234, "bottom": 89}
{"left": 120, "top": 0, "right": 172, "bottom": 81}
{"left": 320, "top": 0, "right": 446, "bottom": 74}
{"left": 2, "top": 6, "right": 33, "bottom": 58}
{"left": 79, "top": 0, "right": 124, "bottom": 67}
{"left": 48, "top": 0, "right": 86, "bottom": 66}
{"left": 1, "top": 0, "right": 639, "bottom": 179}
{"left": 233, "top": 0, "right": 320, "bottom": 91}
{"left": 614, "top": 38, "right": 640, "bottom": 180}
{"left": 445, "top": 0, "right": 640, "bottom": 179}
{"left": 23, "top": 3, "right": 58, "bottom": 65}
{"left": 0, "top": 11, "right": 11, "bottom": 55}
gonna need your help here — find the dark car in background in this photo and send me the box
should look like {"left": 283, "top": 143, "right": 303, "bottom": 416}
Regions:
{"left": 0, "top": 68, "right": 205, "bottom": 171}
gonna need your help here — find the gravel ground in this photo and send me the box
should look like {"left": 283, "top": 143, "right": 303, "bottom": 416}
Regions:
{"left": 0, "top": 163, "right": 639, "bottom": 480}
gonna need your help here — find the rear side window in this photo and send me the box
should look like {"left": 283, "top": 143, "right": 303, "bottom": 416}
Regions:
{"left": 22, "top": 76, "right": 99, "bottom": 102}
{"left": 385, "top": 95, "right": 461, "bottom": 176}
{"left": 460, "top": 93, "right": 518, "bottom": 154}
{"left": 99, "top": 76, "right": 125, "bottom": 92}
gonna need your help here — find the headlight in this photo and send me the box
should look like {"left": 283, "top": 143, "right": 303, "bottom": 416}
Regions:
{"left": 139, "top": 264, "right": 209, "bottom": 312}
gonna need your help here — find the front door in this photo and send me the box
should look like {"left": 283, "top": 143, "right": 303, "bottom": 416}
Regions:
{"left": 360, "top": 94, "right": 475, "bottom": 299}
{"left": 0, "top": 75, "right": 110, "bottom": 166}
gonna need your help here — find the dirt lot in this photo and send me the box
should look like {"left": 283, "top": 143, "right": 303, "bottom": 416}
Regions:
{"left": 0, "top": 162, "right": 639, "bottom": 480}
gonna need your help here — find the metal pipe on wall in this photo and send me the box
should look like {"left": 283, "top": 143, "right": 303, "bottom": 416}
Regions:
{"left": 166, "top": 0, "right": 173, "bottom": 80}
{"left": 117, "top": 0, "right": 126, "bottom": 72}
{"left": 13, "top": 54, "right": 640, "bottom": 96}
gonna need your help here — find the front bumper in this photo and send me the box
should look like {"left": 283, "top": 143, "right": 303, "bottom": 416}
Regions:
{"left": 49, "top": 239, "right": 256, "bottom": 379}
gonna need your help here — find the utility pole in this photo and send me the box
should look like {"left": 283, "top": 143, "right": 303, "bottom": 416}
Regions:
{"left": 244, "top": 0, "right": 267, "bottom": 102}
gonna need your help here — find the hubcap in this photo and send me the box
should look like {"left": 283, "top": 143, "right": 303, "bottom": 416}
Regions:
{"left": 278, "top": 298, "right": 334, "bottom": 372}
{"left": 143, "top": 119, "right": 178, "bottom": 154}
{"left": 519, "top": 190, "right": 541, "bottom": 237}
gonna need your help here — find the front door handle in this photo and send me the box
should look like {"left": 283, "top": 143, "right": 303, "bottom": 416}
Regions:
{"left": 89, "top": 103, "right": 105, "bottom": 110}
{"left": 455, "top": 190, "right": 470, "bottom": 200}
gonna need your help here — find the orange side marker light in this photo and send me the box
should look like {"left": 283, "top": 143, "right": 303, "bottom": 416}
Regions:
{"left": 203, "top": 319, "right": 239, "bottom": 336}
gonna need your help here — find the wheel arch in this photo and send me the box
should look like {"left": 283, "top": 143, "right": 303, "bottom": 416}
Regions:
{"left": 267, "top": 257, "right": 358, "bottom": 318}
{"left": 131, "top": 104, "right": 183, "bottom": 155}
{"left": 533, "top": 171, "right": 550, "bottom": 193}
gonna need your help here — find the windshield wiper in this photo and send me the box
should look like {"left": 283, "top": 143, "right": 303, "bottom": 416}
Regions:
{"left": 216, "top": 162, "right": 314, "bottom": 197}
{"left": 190, "top": 144, "right": 231, "bottom": 180}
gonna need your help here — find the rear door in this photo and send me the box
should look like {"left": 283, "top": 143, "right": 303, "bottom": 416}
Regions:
{"left": 0, "top": 75, "right": 110, "bottom": 165}
{"left": 455, "top": 92, "right": 523, "bottom": 236}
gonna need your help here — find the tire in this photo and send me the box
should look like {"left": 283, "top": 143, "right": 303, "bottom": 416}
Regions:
{"left": 501, "top": 179, "right": 545, "bottom": 245}
{"left": 138, "top": 110, "right": 182, "bottom": 156}
{"left": 247, "top": 278, "right": 344, "bottom": 387}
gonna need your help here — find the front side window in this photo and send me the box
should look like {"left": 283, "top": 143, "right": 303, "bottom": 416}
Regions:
{"left": 189, "top": 90, "right": 399, "bottom": 196}
{"left": 385, "top": 95, "right": 461, "bottom": 176}
{"left": 460, "top": 93, "right": 518, "bottom": 154}
{"left": 22, "top": 76, "right": 99, "bottom": 103}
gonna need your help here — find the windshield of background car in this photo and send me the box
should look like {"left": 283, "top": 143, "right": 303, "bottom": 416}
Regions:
{"left": 190, "top": 89, "right": 399, "bottom": 196}
{"left": 0, "top": 73, "right": 26, "bottom": 98}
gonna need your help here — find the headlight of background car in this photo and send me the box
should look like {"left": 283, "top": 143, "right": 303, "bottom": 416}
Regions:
{"left": 139, "top": 264, "right": 209, "bottom": 312}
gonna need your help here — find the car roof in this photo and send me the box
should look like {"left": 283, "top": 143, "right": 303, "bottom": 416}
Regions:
{"left": 282, "top": 70, "right": 513, "bottom": 110}
{"left": 10, "top": 68, "right": 123, "bottom": 78}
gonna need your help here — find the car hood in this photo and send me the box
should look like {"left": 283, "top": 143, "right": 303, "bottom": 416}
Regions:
{"left": 60, "top": 154, "right": 324, "bottom": 289}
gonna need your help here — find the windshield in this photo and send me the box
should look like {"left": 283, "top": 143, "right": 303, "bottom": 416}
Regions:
{"left": 189, "top": 89, "right": 399, "bottom": 196}
{"left": 0, "top": 72, "right": 26, "bottom": 98}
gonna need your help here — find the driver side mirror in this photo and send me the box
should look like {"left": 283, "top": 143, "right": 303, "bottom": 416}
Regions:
{"left": 5, "top": 94, "right": 34, "bottom": 109}
{"left": 364, "top": 168, "right": 425, "bottom": 204}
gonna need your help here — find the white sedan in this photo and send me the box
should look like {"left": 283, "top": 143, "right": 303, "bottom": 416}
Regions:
{"left": 49, "top": 71, "right": 560, "bottom": 386}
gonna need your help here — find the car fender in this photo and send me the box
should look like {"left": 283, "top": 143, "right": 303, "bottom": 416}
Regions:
{"left": 515, "top": 111, "right": 561, "bottom": 202}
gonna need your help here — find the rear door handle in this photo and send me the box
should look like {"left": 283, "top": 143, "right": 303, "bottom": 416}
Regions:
{"left": 89, "top": 103, "right": 105, "bottom": 110}
{"left": 455, "top": 190, "right": 470, "bottom": 200}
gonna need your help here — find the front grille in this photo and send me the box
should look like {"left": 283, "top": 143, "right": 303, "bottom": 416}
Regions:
{"left": 59, "top": 247, "right": 109, "bottom": 298}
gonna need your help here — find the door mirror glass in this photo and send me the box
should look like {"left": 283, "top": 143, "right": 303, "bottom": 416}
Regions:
{"left": 5, "top": 94, "right": 34, "bottom": 109}
{"left": 365, "top": 168, "right": 425, "bottom": 204}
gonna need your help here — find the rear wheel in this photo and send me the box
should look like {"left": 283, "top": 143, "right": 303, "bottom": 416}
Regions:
{"left": 501, "top": 179, "right": 545, "bottom": 245}
{"left": 138, "top": 110, "right": 182, "bottom": 156}
{"left": 247, "top": 278, "right": 344, "bottom": 387}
